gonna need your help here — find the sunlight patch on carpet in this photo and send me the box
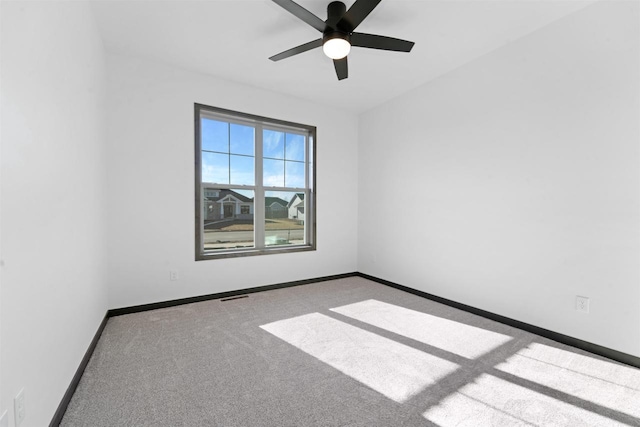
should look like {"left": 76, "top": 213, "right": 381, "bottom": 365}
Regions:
{"left": 495, "top": 343, "right": 640, "bottom": 419}
{"left": 423, "top": 374, "right": 627, "bottom": 427}
{"left": 261, "top": 312, "right": 459, "bottom": 403}
{"left": 330, "top": 299, "right": 513, "bottom": 359}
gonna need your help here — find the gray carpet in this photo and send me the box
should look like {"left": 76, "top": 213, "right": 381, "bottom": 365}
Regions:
{"left": 60, "top": 277, "right": 640, "bottom": 426}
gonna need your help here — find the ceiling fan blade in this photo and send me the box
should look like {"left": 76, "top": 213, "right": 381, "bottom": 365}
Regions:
{"left": 333, "top": 57, "right": 348, "bottom": 80}
{"left": 351, "top": 32, "right": 415, "bottom": 52}
{"left": 272, "top": 0, "right": 327, "bottom": 32}
{"left": 337, "top": 0, "right": 381, "bottom": 31}
{"left": 269, "top": 39, "right": 323, "bottom": 61}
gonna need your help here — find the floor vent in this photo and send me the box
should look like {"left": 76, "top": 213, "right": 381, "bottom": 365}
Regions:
{"left": 220, "top": 295, "right": 249, "bottom": 302}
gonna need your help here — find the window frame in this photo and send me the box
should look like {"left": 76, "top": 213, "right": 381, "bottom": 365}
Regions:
{"left": 195, "top": 103, "right": 316, "bottom": 260}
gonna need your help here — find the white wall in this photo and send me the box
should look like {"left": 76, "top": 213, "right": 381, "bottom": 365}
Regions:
{"left": 358, "top": 0, "right": 640, "bottom": 357}
{"left": 106, "top": 54, "right": 358, "bottom": 309}
{"left": 0, "top": 2, "right": 108, "bottom": 426}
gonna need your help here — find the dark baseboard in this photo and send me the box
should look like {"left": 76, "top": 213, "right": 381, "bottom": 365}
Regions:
{"left": 357, "top": 272, "right": 640, "bottom": 369}
{"left": 49, "top": 313, "right": 109, "bottom": 427}
{"left": 51, "top": 270, "right": 640, "bottom": 425}
{"left": 50, "top": 272, "right": 358, "bottom": 425}
{"left": 108, "top": 272, "right": 359, "bottom": 317}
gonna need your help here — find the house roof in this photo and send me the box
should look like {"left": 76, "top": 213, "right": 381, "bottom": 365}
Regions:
{"left": 287, "top": 193, "right": 305, "bottom": 208}
{"left": 205, "top": 189, "right": 252, "bottom": 203}
{"left": 265, "top": 197, "right": 287, "bottom": 207}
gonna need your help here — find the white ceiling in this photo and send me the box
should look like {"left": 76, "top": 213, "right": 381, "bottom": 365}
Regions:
{"left": 90, "top": 0, "right": 594, "bottom": 113}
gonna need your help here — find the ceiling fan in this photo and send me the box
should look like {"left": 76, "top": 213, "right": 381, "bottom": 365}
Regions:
{"left": 269, "top": 0, "right": 415, "bottom": 80}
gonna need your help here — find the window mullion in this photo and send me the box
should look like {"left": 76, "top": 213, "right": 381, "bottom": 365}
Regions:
{"left": 254, "top": 124, "right": 265, "bottom": 249}
{"left": 227, "top": 122, "right": 231, "bottom": 184}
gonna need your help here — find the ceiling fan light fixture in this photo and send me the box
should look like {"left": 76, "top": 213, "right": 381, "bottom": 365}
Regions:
{"left": 269, "top": 0, "right": 415, "bottom": 80}
{"left": 323, "top": 36, "right": 351, "bottom": 60}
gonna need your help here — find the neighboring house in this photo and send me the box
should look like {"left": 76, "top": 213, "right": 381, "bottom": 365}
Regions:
{"left": 265, "top": 197, "right": 288, "bottom": 219}
{"left": 203, "top": 187, "right": 253, "bottom": 221}
{"left": 288, "top": 193, "right": 305, "bottom": 221}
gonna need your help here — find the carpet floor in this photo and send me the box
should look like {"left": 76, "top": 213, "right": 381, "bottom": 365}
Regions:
{"left": 60, "top": 277, "right": 640, "bottom": 426}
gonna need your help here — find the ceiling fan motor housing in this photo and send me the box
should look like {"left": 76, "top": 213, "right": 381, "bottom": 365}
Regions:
{"left": 323, "top": 30, "right": 351, "bottom": 45}
{"left": 324, "top": 1, "right": 351, "bottom": 42}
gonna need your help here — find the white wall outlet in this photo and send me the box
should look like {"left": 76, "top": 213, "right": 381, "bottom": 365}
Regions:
{"left": 169, "top": 270, "right": 179, "bottom": 281}
{"left": 576, "top": 296, "right": 590, "bottom": 313}
{"left": 14, "top": 389, "right": 26, "bottom": 426}
{"left": 0, "top": 410, "right": 8, "bottom": 427}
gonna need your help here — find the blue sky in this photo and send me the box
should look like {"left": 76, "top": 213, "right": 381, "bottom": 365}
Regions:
{"left": 202, "top": 118, "right": 305, "bottom": 189}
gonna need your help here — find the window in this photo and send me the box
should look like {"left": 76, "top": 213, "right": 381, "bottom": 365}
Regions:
{"left": 195, "top": 104, "right": 316, "bottom": 260}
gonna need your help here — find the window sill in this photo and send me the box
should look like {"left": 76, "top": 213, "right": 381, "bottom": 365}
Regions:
{"left": 196, "top": 244, "right": 316, "bottom": 261}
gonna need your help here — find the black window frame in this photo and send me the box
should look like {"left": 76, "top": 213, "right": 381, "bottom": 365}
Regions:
{"left": 195, "top": 103, "right": 316, "bottom": 260}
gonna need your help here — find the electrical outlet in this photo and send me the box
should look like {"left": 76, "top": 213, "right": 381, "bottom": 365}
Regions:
{"left": 169, "top": 270, "right": 179, "bottom": 281}
{"left": 14, "top": 389, "right": 25, "bottom": 426}
{"left": 576, "top": 296, "right": 590, "bottom": 313}
{"left": 0, "top": 410, "right": 8, "bottom": 427}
